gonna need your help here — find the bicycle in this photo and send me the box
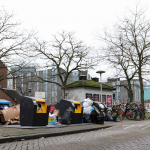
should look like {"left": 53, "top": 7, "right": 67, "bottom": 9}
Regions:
{"left": 111, "top": 103, "right": 143, "bottom": 121}
{"left": 132, "top": 102, "right": 149, "bottom": 120}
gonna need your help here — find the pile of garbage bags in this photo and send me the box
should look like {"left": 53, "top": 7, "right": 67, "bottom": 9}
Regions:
{"left": 82, "top": 98, "right": 106, "bottom": 124}
{"left": 51, "top": 98, "right": 117, "bottom": 125}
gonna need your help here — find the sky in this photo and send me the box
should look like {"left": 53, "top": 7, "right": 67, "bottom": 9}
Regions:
{"left": 1, "top": 0, "right": 150, "bottom": 81}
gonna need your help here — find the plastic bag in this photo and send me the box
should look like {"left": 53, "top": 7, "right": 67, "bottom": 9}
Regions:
{"left": 83, "top": 106, "right": 93, "bottom": 115}
{"left": 90, "top": 106, "right": 104, "bottom": 124}
{"left": 106, "top": 114, "right": 113, "bottom": 121}
{"left": 82, "top": 114, "right": 92, "bottom": 123}
{"left": 83, "top": 98, "right": 93, "bottom": 107}
{"left": 96, "top": 112, "right": 104, "bottom": 124}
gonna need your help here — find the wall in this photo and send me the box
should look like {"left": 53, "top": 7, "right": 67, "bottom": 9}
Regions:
{"left": 0, "top": 61, "right": 7, "bottom": 88}
{"left": 66, "top": 87, "right": 113, "bottom": 107}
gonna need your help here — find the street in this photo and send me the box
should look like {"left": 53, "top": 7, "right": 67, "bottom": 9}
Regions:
{"left": 0, "top": 120, "right": 150, "bottom": 150}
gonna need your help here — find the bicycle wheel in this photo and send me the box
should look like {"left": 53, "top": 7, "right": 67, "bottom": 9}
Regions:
{"left": 144, "top": 112, "right": 150, "bottom": 120}
{"left": 112, "top": 111, "right": 124, "bottom": 122}
{"left": 126, "top": 110, "right": 134, "bottom": 120}
{"left": 134, "top": 110, "right": 143, "bottom": 121}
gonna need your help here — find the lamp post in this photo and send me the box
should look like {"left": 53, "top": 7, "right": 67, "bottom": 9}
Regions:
{"left": 28, "top": 88, "right": 31, "bottom": 97}
{"left": 96, "top": 70, "right": 105, "bottom": 102}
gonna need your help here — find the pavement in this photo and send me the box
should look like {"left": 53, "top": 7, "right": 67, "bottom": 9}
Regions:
{"left": 0, "top": 121, "right": 118, "bottom": 144}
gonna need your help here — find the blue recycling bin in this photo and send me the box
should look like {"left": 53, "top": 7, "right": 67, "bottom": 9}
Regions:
{"left": 0, "top": 99, "right": 12, "bottom": 110}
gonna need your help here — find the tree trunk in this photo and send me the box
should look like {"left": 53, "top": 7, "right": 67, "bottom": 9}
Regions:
{"left": 139, "top": 73, "right": 144, "bottom": 108}
{"left": 127, "top": 79, "right": 133, "bottom": 103}
{"left": 63, "top": 88, "right": 66, "bottom": 99}
{"left": 129, "top": 90, "right": 133, "bottom": 103}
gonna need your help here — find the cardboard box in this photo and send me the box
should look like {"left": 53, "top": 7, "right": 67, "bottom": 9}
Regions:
{"left": 0, "top": 105, "right": 20, "bottom": 122}
{"left": 53, "top": 110, "right": 59, "bottom": 116}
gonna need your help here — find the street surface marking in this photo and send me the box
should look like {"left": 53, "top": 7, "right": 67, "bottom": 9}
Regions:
{"left": 123, "top": 125, "right": 135, "bottom": 129}
{"left": 138, "top": 125, "right": 143, "bottom": 127}
{"left": 141, "top": 124, "right": 150, "bottom": 130}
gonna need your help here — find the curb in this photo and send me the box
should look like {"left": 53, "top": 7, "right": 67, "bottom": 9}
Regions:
{"left": 0, "top": 125, "right": 112, "bottom": 144}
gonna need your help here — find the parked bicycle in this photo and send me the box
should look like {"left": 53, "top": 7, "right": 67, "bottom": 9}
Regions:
{"left": 131, "top": 102, "right": 149, "bottom": 120}
{"left": 110, "top": 102, "right": 143, "bottom": 121}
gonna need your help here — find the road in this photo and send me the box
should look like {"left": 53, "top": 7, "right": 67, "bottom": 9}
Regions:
{"left": 0, "top": 120, "right": 150, "bottom": 150}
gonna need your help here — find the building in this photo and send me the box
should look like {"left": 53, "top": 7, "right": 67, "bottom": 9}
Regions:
{"left": 0, "top": 60, "right": 21, "bottom": 104}
{"left": 0, "top": 60, "right": 8, "bottom": 88}
{"left": 64, "top": 78, "right": 115, "bottom": 107}
{"left": 10, "top": 67, "right": 36, "bottom": 96}
{"left": 12, "top": 66, "right": 92, "bottom": 105}
{"left": 105, "top": 77, "right": 148, "bottom": 104}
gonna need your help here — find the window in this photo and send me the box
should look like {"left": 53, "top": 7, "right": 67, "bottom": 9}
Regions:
{"left": 118, "top": 86, "right": 120, "bottom": 92}
{"left": 112, "top": 82, "right": 115, "bottom": 86}
{"left": 7, "top": 78, "right": 13, "bottom": 89}
{"left": 118, "top": 93, "right": 120, "bottom": 99}
{"left": 52, "top": 68, "right": 57, "bottom": 75}
{"left": 52, "top": 83, "right": 57, "bottom": 103}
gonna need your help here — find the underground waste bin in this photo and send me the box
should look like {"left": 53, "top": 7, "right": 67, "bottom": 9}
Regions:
{"left": 58, "top": 99, "right": 83, "bottom": 124}
{"left": 20, "top": 96, "right": 50, "bottom": 126}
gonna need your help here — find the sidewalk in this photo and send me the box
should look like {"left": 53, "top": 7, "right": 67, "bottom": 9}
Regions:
{"left": 0, "top": 121, "right": 117, "bottom": 144}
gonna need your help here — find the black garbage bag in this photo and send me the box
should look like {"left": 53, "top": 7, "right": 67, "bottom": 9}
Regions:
{"left": 90, "top": 109, "right": 97, "bottom": 123}
{"left": 105, "top": 114, "right": 113, "bottom": 121}
{"left": 112, "top": 115, "right": 117, "bottom": 122}
{"left": 61, "top": 108, "right": 74, "bottom": 124}
{"left": 82, "top": 114, "right": 92, "bottom": 123}
{"left": 90, "top": 106, "right": 104, "bottom": 124}
{"left": 96, "top": 111, "right": 105, "bottom": 124}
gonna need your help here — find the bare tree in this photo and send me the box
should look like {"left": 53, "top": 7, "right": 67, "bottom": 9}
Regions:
{"left": 33, "top": 31, "right": 95, "bottom": 98}
{"left": 0, "top": 7, "right": 35, "bottom": 84}
{"left": 96, "top": 4, "right": 150, "bottom": 107}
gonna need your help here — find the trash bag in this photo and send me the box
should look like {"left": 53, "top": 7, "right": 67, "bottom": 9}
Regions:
{"left": 96, "top": 112, "right": 105, "bottom": 124}
{"left": 83, "top": 99, "right": 93, "bottom": 115}
{"left": 106, "top": 114, "right": 113, "bottom": 121}
{"left": 82, "top": 114, "right": 92, "bottom": 123}
{"left": 90, "top": 106, "right": 104, "bottom": 124}
{"left": 90, "top": 108, "right": 98, "bottom": 123}
{"left": 83, "top": 106, "right": 93, "bottom": 115}
{"left": 61, "top": 108, "right": 74, "bottom": 124}
{"left": 112, "top": 115, "right": 117, "bottom": 122}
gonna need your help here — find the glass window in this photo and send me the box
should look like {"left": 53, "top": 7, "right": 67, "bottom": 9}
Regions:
{"left": 52, "top": 83, "right": 54, "bottom": 90}
{"left": 55, "top": 91, "right": 57, "bottom": 96}
{"left": 55, "top": 84, "right": 57, "bottom": 90}
{"left": 112, "top": 82, "right": 115, "bottom": 86}
{"left": 73, "top": 76, "right": 75, "bottom": 82}
{"left": 52, "top": 91, "right": 54, "bottom": 97}
{"left": 43, "top": 82, "right": 45, "bottom": 91}
{"left": 52, "top": 97, "right": 54, "bottom": 103}
{"left": 118, "top": 93, "right": 120, "bottom": 99}
{"left": 34, "top": 83, "right": 36, "bottom": 92}
{"left": 118, "top": 86, "right": 120, "bottom": 92}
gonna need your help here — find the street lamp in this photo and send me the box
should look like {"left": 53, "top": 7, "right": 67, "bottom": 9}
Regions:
{"left": 96, "top": 70, "right": 105, "bottom": 102}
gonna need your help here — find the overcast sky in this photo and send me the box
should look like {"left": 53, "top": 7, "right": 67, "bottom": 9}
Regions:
{"left": 1, "top": 0, "right": 150, "bottom": 81}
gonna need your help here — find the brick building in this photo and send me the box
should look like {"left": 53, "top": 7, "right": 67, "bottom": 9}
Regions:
{"left": 0, "top": 60, "right": 21, "bottom": 104}
{"left": 0, "top": 60, "right": 7, "bottom": 88}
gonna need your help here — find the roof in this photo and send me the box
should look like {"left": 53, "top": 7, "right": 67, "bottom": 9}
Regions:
{"left": 64, "top": 80, "right": 115, "bottom": 90}
{"left": 1, "top": 88, "right": 21, "bottom": 104}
